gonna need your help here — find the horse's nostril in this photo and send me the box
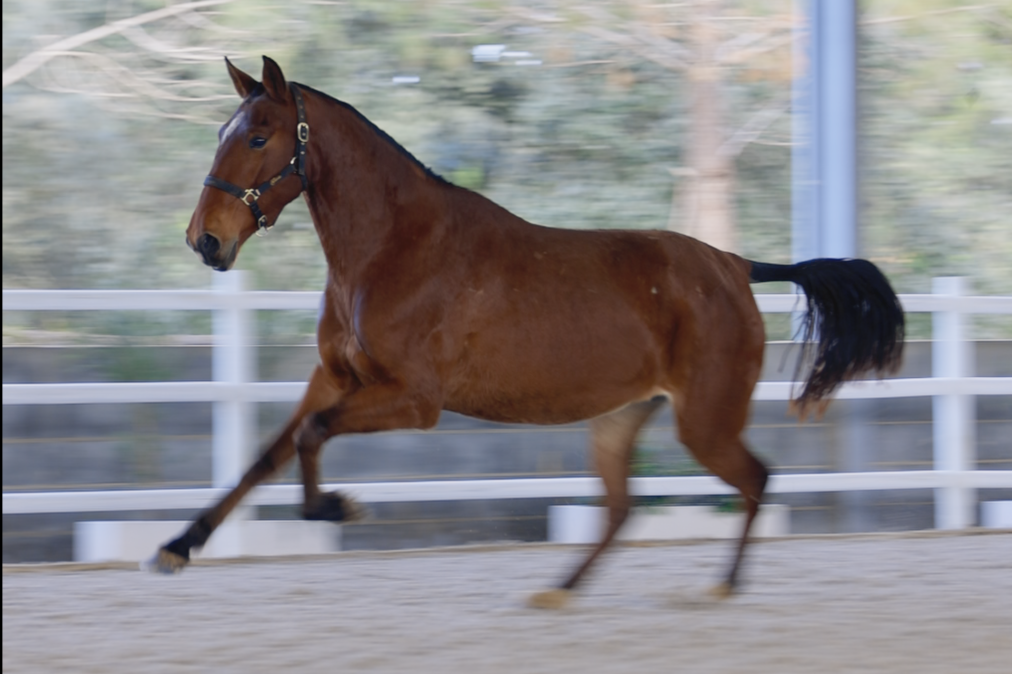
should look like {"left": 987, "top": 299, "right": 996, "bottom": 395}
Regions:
{"left": 197, "top": 233, "right": 220, "bottom": 257}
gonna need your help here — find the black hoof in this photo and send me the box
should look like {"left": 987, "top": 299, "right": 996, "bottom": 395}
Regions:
{"left": 302, "top": 491, "right": 367, "bottom": 523}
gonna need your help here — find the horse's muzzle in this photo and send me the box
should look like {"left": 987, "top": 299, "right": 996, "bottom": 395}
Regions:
{"left": 194, "top": 233, "right": 235, "bottom": 271}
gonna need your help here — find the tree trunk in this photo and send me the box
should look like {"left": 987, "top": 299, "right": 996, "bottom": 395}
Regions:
{"left": 668, "top": 1, "right": 738, "bottom": 254}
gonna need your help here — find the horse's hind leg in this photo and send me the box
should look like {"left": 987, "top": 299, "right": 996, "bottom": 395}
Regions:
{"left": 700, "top": 437, "right": 768, "bottom": 597}
{"left": 529, "top": 397, "right": 664, "bottom": 609}
{"left": 676, "top": 390, "right": 769, "bottom": 597}
{"left": 146, "top": 365, "right": 346, "bottom": 573}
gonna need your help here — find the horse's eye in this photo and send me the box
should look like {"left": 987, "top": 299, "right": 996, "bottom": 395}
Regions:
{"left": 249, "top": 137, "right": 267, "bottom": 149}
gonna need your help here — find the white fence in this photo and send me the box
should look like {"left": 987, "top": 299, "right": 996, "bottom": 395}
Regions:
{"left": 3, "top": 275, "right": 1012, "bottom": 530}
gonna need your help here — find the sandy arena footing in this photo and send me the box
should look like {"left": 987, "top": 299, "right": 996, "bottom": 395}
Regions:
{"left": 4, "top": 532, "right": 1011, "bottom": 674}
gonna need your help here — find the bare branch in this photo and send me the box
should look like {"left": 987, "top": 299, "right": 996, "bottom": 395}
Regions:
{"left": 573, "top": 3, "right": 692, "bottom": 68}
{"left": 718, "top": 29, "right": 795, "bottom": 66}
{"left": 714, "top": 14, "right": 796, "bottom": 64}
{"left": 40, "top": 50, "right": 233, "bottom": 103}
{"left": 544, "top": 59, "right": 616, "bottom": 69}
{"left": 2, "top": 0, "right": 233, "bottom": 89}
{"left": 715, "top": 30, "right": 771, "bottom": 61}
{"left": 628, "top": 22, "right": 694, "bottom": 64}
{"left": 120, "top": 26, "right": 224, "bottom": 63}
{"left": 718, "top": 92, "right": 791, "bottom": 158}
{"left": 861, "top": 3, "right": 998, "bottom": 26}
{"left": 581, "top": 25, "right": 689, "bottom": 71}
{"left": 174, "top": 3, "right": 250, "bottom": 36}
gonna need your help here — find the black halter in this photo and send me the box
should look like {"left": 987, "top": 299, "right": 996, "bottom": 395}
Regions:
{"left": 203, "top": 83, "right": 309, "bottom": 234}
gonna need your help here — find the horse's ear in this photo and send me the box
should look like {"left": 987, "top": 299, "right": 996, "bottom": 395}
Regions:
{"left": 261, "top": 56, "right": 290, "bottom": 103}
{"left": 225, "top": 57, "right": 257, "bottom": 99}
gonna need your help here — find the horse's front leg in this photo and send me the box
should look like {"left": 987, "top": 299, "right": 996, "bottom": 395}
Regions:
{"left": 145, "top": 365, "right": 347, "bottom": 573}
{"left": 294, "top": 382, "right": 441, "bottom": 521}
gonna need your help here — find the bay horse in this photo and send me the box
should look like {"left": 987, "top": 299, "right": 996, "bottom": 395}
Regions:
{"left": 151, "top": 56, "right": 904, "bottom": 607}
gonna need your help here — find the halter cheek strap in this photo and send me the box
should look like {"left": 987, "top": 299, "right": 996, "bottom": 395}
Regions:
{"left": 203, "top": 83, "right": 310, "bottom": 234}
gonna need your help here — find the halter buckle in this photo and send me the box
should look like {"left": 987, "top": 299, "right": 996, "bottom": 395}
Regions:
{"left": 255, "top": 216, "right": 271, "bottom": 235}
{"left": 297, "top": 122, "right": 310, "bottom": 143}
{"left": 241, "top": 188, "right": 261, "bottom": 206}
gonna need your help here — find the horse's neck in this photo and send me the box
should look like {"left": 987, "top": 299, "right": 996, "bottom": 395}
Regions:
{"left": 304, "top": 105, "right": 445, "bottom": 281}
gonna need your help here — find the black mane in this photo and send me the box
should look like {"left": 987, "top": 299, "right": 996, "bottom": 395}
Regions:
{"left": 297, "top": 83, "right": 451, "bottom": 186}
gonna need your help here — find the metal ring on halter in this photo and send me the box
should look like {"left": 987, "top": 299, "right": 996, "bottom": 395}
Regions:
{"left": 241, "top": 189, "right": 261, "bottom": 206}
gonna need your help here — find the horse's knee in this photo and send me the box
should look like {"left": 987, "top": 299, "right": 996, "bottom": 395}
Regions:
{"left": 293, "top": 411, "right": 329, "bottom": 451}
{"left": 399, "top": 392, "right": 441, "bottom": 430}
{"left": 251, "top": 447, "right": 284, "bottom": 475}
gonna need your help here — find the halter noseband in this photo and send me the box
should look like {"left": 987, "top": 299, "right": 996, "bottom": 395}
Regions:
{"left": 203, "top": 83, "right": 309, "bottom": 235}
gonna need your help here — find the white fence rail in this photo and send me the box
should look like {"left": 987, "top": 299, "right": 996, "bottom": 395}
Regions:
{"left": 4, "top": 275, "right": 1012, "bottom": 530}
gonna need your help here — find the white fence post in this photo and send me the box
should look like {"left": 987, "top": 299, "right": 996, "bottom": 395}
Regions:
{"left": 212, "top": 272, "right": 255, "bottom": 549}
{"left": 932, "top": 276, "right": 976, "bottom": 529}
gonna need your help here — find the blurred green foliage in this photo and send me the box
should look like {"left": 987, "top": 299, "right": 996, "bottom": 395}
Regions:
{"left": 859, "top": 0, "right": 1012, "bottom": 305}
{"left": 2, "top": 0, "right": 1010, "bottom": 344}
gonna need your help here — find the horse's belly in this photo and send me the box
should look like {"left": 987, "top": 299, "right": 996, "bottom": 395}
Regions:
{"left": 445, "top": 391, "right": 646, "bottom": 426}
{"left": 443, "top": 326, "right": 661, "bottom": 425}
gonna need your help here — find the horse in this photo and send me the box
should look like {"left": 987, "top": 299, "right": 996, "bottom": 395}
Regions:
{"left": 149, "top": 56, "right": 905, "bottom": 608}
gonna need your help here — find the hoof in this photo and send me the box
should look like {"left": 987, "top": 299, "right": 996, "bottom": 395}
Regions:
{"left": 303, "top": 491, "right": 368, "bottom": 523}
{"left": 708, "top": 581, "right": 735, "bottom": 600}
{"left": 142, "top": 547, "right": 189, "bottom": 575}
{"left": 527, "top": 588, "right": 571, "bottom": 610}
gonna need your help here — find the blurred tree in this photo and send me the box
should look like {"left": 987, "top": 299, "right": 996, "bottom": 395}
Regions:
{"left": 859, "top": 1, "right": 1012, "bottom": 308}
{"left": 2, "top": 0, "right": 1008, "bottom": 341}
{"left": 547, "top": 0, "right": 794, "bottom": 252}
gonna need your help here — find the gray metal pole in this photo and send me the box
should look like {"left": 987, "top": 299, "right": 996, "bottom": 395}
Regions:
{"left": 792, "top": 0, "right": 862, "bottom": 531}
{"left": 818, "top": 0, "right": 857, "bottom": 259}
{"left": 792, "top": 0, "right": 857, "bottom": 262}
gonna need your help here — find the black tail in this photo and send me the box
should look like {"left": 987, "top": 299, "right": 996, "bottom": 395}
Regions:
{"left": 748, "top": 258, "right": 905, "bottom": 413}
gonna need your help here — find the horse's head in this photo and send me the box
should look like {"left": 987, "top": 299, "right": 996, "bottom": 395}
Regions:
{"left": 187, "top": 56, "right": 308, "bottom": 271}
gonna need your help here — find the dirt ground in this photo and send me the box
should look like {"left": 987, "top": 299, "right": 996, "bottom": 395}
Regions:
{"left": 4, "top": 532, "right": 1011, "bottom": 674}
